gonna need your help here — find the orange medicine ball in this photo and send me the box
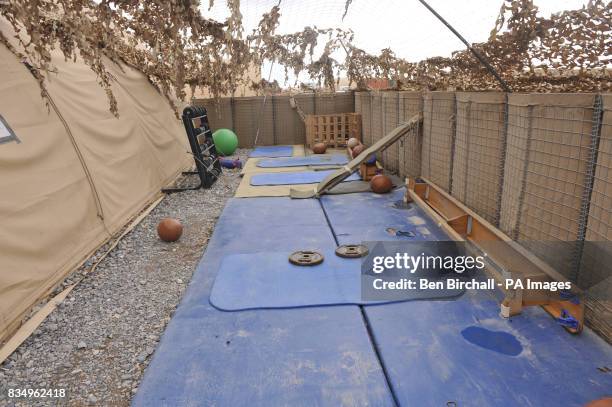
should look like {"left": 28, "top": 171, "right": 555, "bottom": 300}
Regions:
{"left": 585, "top": 399, "right": 612, "bottom": 407}
{"left": 352, "top": 144, "right": 365, "bottom": 157}
{"left": 157, "top": 218, "right": 183, "bottom": 242}
{"left": 370, "top": 174, "right": 393, "bottom": 194}
{"left": 312, "top": 142, "right": 327, "bottom": 154}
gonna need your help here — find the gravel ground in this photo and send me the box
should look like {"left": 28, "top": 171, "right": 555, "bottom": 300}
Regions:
{"left": 0, "top": 149, "right": 249, "bottom": 406}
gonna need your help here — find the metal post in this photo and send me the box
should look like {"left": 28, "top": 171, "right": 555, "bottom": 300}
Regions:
{"left": 571, "top": 94, "right": 604, "bottom": 283}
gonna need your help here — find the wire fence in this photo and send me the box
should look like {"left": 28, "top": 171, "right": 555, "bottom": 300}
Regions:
{"left": 398, "top": 91, "right": 423, "bottom": 179}
{"left": 194, "top": 92, "right": 354, "bottom": 147}
{"left": 452, "top": 93, "right": 506, "bottom": 225}
{"left": 580, "top": 94, "right": 612, "bottom": 340}
{"left": 357, "top": 90, "right": 610, "bottom": 342}
{"left": 382, "top": 92, "right": 400, "bottom": 173}
{"left": 499, "top": 94, "right": 596, "bottom": 280}
{"left": 422, "top": 92, "right": 455, "bottom": 192}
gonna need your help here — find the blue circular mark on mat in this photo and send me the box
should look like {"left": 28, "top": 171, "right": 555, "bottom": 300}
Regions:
{"left": 461, "top": 326, "right": 522, "bottom": 356}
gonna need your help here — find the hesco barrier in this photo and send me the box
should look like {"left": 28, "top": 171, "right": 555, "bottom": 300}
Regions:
{"left": 452, "top": 92, "right": 507, "bottom": 225}
{"left": 194, "top": 92, "right": 354, "bottom": 148}
{"left": 422, "top": 92, "right": 456, "bottom": 192}
{"left": 356, "top": 90, "right": 611, "bottom": 343}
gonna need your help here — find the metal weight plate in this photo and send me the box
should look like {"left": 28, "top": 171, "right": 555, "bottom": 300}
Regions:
{"left": 335, "top": 244, "right": 369, "bottom": 258}
{"left": 289, "top": 251, "right": 324, "bottom": 266}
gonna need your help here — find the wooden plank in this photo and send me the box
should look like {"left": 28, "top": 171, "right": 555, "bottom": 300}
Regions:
{"left": 421, "top": 177, "right": 571, "bottom": 285}
{"left": 426, "top": 186, "right": 468, "bottom": 223}
{"left": 408, "top": 189, "right": 464, "bottom": 242}
{"left": 409, "top": 177, "right": 584, "bottom": 334}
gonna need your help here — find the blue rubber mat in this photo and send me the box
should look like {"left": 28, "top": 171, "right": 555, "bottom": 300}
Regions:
{"left": 249, "top": 145, "right": 293, "bottom": 157}
{"left": 363, "top": 289, "right": 612, "bottom": 406}
{"left": 250, "top": 170, "right": 361, "bottom": 186}
{"left": 209, "top": 250, "right": 464, "bottom": 311}
{"left": 321, "top": 188, "right": 450, "bottom": 244}
{"left": 321, "top": 189, "right": 612, "bottom": 406}
{"left": 257, "top": 154, "right": 348, "bottom": 168}
{"left": 133, "top": 197, "right": 395, "bottom": 407}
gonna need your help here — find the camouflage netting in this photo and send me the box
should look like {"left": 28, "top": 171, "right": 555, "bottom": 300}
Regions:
{"left": 0, "top": 0, "right": 610, "bottom": 116}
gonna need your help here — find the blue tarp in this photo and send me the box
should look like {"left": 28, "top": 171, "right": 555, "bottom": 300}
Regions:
{"left": 209, "top": 249, "right": 463, "bottom": 311}
{"left": 256, "top": 154, "right": 348, "bottom": 168}
{"left": 135, "top": 189, "right": 612, "bottom": 406}
{"left": 321, "top": 190, "right": 612, "bottom": 406}
{"left": 132, "top": 198, "right": 395, "bottom": 407}
{"left": 249, "top": 145, "right": 294, "bottom": 158}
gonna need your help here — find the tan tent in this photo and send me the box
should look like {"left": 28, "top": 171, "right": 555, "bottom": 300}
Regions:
{"left": 0, "top": 19, "right": 191, "bottom": 343}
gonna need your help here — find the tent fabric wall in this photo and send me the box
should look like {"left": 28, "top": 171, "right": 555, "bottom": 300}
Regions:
{"left": 451, "top": 92, "right": 506, "bottom": 224}
{"left": 0, "top": 22, "right": 190, "bottom": 343}
{"left": 422, "top": 92, "right": 456, "bottom": 192}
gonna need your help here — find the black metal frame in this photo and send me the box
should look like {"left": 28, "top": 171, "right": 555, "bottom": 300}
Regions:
{"left": 162, "top": 105, "right": 222, "bottom": 193}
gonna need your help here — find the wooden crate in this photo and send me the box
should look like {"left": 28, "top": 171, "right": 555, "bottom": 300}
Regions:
{"left": 346, "top": 146, "right": 381, "bottom": 181}
{"left": 360, "top": 163, "right": 380, "bottom": 181}
{"left": 305, "top": 113, "right": 361, "bottom": 148}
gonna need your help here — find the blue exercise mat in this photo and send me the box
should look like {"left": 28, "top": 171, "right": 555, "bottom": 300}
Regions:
{"left": 362, "top": 288, "right": 612, "bottom": 406}
{"left": 250, "top": 170, "right": 361, "bottom": 186}
{"left": 209, "top": 250, "right": 464, "bottom": 311}
{"left": 249, "top": 145, "right": 293, "bottom": 158}
{"left": 257, "top": 154, "right": 348, "bottom": 168}
{"left": 320, "top": 188, "right": 612, "bottom": 406}
{"left": 133, "top": 197, "right": 395, "bottom": 406}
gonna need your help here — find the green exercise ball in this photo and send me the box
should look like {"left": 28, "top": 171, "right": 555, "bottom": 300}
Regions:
{"left": 212, "top": 128, "right": 238, "bottom": 156}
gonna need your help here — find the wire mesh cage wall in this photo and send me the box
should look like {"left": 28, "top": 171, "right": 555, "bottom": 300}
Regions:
{"left": 273, "top": 96, "right": 305, "bottom": 145}
{"left": 364, "top": 93, "right": 374, "bottom": 146}
{"left": 355, "top": 92, "right": 372, "bottom": 146}
{"left": 193, "top": 92, "right": 354, "bottom": 147}
{"left": 193, "top": 97, "right": 233, "bottom": 134}
{"left": 398, "top": 91, "right": 423, "bottom": 179}
{"left": 381, "top": 91, "right": 399, "bottom": 174}
{"left": 580, "top": 94, "right": 611, "bottom": 342}
{"left": 328, "top": 92, "right": 355, "bottom": 113}
{"left": 234, "top": 96, "right": 275, "bottom": 146}
{"left": 370, "top": 92, "right": 384, "bottom": 158}
{"left": 382, "top": 92, "right": 400, "bottom": 174}
{"left": 499, "top": 93, "right": 597, "bottom": 281}
{"left": 451, "top": 92, "right": 507, "bottom": 224}
{"left": 422, "top": 92, "right": 456, "bottom": 191}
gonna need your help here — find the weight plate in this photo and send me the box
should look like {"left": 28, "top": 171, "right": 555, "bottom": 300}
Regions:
{"left": 335, "top": 244, "right": 369, "bottom": 258}
{"left": 289, "top": 250, "right": 324, "bottom": 266}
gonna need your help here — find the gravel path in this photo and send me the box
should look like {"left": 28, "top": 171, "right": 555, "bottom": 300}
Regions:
{"left": 0, "top": 149, "right": 249, "bottom": 406}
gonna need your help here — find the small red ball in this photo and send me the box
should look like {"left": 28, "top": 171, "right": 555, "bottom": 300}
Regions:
{"left": 370, "top": 174, "right": 393, "bottom": 194}
{"left": 157, "top": 218, "right": 183, "bottom": 242}
{"left": 352, "top": 144, "right": 365, "bottom": 157}
{"left": 312, "top": 142, "right": 327, "bottom": 154}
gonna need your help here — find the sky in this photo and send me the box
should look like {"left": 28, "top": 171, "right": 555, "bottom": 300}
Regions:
{"left": 202, "top": 0, "right": 590, "bottom": 85}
